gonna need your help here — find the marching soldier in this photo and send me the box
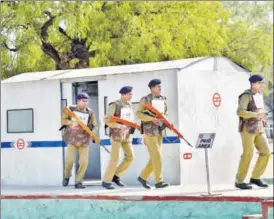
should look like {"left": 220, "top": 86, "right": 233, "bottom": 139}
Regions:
{"left": 61, "top": 92, "right": 98, "bottom": 189}
{"left": 235, "top": 74, "right": 271, "bottom": 189}
{"left": 102, "top": 86, "right": 135, "bottom": 189}
{"left": 136, "top": 79, "right": 169, "bottom": 189}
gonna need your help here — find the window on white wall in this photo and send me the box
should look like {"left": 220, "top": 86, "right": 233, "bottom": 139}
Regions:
{"left": 7, "top": 108, "right": 34, "bottom": 133}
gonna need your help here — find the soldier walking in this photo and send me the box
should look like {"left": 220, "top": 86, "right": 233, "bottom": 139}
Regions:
{"left": 102, "top": 86, "right": 135, "bottom": 189}
{"left": 62, "top": 92, "right": 98, "bottom": 189}
{"left": 136, "top": 79, "right": 169, "bottom": 189}
{"left": 235, "top": 74, "right": 271, "bottom": 189}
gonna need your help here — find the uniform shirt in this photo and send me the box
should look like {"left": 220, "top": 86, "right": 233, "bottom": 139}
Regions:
{"left": 237, "top": 91, "right": 266, "bottom": 133}
{"left": 237, "top": 93, "right": 264, "bottom": 119}
{"left": 104, "top": 99, "right": 131, "bottom": 128}
{"left": 61, "top": 105, "right": 97, "bottom": 133}
{"left": 136, "top": 94, "right": 168, "bottom": 122}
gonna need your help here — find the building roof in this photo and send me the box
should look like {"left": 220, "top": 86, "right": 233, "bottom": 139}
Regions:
{"left": 1, "top": 56, "right": 250, "bottom": 84}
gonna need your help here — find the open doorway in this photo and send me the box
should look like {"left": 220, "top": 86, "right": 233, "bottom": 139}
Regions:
{"left": 72, "top": 81, "right": 101, "bottom": 181}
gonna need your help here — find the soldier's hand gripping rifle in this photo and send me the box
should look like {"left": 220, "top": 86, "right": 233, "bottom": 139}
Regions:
{"left": 108, "top": 116, "right": 141, "bottom": 134}
{"left": 144, "top": 103, "right": 193, "bottom": 147}
{"left": 63, "top": 108, "right": 110, "bottom": 153}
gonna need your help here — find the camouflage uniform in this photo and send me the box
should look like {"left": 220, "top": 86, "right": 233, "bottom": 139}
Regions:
{"left": 62, "top": 105, "right": 97, "bottom": 184}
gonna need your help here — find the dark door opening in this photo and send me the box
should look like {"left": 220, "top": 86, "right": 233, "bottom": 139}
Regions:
{"left": 73, "top": 81, "right": 101, "bottom": 181}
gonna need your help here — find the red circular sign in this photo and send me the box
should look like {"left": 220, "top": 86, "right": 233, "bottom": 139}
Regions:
{"left": 212, "top": 93, "right": 221, "bottom": 108}
{"left": 183, "top": 153, "right": 192, "bottom": 160}
{"left": 16, "top": 139, "right": 25, "bottom": 150}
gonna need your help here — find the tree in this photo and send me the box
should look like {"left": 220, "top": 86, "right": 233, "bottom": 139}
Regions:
{"left": 222, "top": 1, "right": 273, "bottom": 96}
{"left": 1, "top": 1, "right": 230, "bottom": 78}
{"left": 0, "top": 1, "right": 273, "bottom": 88}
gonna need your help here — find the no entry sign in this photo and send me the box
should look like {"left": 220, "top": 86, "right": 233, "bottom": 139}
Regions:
{"left": 16, "top": 139, "right": 25, "bottom": 150}
{"left": 212, "top": 93, "right": 221, "bottom": 108}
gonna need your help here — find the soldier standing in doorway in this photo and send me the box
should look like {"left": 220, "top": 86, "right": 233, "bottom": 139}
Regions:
{"left": 136, "top": 79, "right": 169, "bottom": 189}
{"left": 102, "top": 86, "right": 135, "bottom": 189}
{"left": 235, "top": 74, "right": 271, "bottom": 189}
{"left": 62, "top": 92, "right": 98, "bottom": 189}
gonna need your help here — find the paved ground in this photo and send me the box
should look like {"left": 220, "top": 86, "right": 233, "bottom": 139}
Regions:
{"left": 2, "top": 140, "right": 273, "bottom": 201}
{"left": 1, "top": 183, "right": 273, "bottom": 201}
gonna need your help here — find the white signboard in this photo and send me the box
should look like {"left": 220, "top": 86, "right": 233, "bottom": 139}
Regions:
{"left": 152, "top": 99, "right": 165, "bottom": 114}
{"left": 195, "top": 133, "right": 216, "bottom": 149}
{"left": 253, "top": 93, "right": 264, "bottom": 109}
{"left": 72, "top": 111, "right": 89, "bottom": 125}
{"left": 121, "top": 106, "right": 134, "bottom": 122}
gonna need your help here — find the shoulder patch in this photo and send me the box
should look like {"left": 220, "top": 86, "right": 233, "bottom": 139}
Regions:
{"left": 141, "top": 96, "right": 148, "bottom": 103}
{"left": 239, "top": 90, "right": 251, "bottom": 99}
{"left": 115, "top": 100, "right": 121, "bottom": 105}
{"left": 87, "top": 108, "right": 94, "bottom": 114}
{"left": 238, "top": 91, "right": 253, "bottom": 103}
{"left": 68, "top": 105, "right": 77, "bottom": 111}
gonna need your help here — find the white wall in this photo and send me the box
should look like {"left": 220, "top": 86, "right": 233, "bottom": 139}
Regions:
{"left": 177, "top": 69, "right": 251, "bottom": 187}
{"left": 60, "top": 82, "right": 77, "bottom": 185}
{"left": 98, "top": 69, "right": 181, "bottom": 185}
{"left": 266, "top": 112, "right": 273, "bottom": 139}
{"left": 1, "top": 80, "right": 63, "bottom": 186}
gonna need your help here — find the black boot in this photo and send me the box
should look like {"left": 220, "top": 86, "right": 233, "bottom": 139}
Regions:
{"left": 102, "top": 182, "right": 115, "bottom": 190}
{"left": 235, "top": 182, "right": 252, "bottom": 190}
{"left": 112, "top": 175, "right": 125, "bottom": 187}
{"left": 137, "top": 177, "right": 151, "bottom": 189}
{"left": 155, "top": 181, "right": 169, "bottom": 189}
{"left": 250, "top": 178, "right": 268, "bottom": 188}
{"left": 75, "top": 182, "right": 85, "bottom": 189}
{"left": 62, "top": 177, "right": 70, "bottom": 187}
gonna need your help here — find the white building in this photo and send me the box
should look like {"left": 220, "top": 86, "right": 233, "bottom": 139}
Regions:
{"left": 266, "top": 108, "right": 273, "bottom": 139}
{"left": 265, "top": 89, "right": 273, "bottom": 140}
{"left": 1, "top": 56, "right": 252, "bottom": 188}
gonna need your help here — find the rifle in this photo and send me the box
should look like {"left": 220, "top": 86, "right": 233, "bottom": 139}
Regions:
{"left": 108, "top": 116, "right": 140, "bottom": 134}
{"left": 144, "top": 103, "right": 193, "bottom": 147}
{"left": 108, "top": 116, "right": 141, "bottom": 129}
{"left": 63, "top": 108, "right": 110, "bottom": 153}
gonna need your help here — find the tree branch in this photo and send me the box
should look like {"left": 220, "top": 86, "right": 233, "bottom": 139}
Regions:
{"left": 41, "top": 41, "right": 60, "bottom": 64}
{"left": 58, "top": 26, "right": 72, "bottom": 40}
{"left": 101, "top": 1, "right": 108, "bottom": 12}
{"left": 88, "top": 50, "right": 97, "bottom": 58}
{"left": 41, "top": 12, "right": 56, "bottom": 42}
{"left": 2, "top": 42, "right": 19, "bottom": 52}
{"left": 40, "top": 11, "right": 61, "bottom": 66}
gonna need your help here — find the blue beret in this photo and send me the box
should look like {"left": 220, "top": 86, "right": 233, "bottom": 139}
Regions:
{"left": 77, "top": 92, "right": 89, "bottom": 100}
{"left": 249, "top": 74, "right": 264, "bottom": 83}
{"left": 119, "top": 86, "right": 133, "bottom": 94}
{"left": 148, "top": 79, "right": 161, "bottom": 88}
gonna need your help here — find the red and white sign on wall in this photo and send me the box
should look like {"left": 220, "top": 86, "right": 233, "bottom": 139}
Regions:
{"left": 212, "top": 93, "right": 221, "bottom": 108}
{"left": 12, "top": 139, "right": 30, "bottom": 150}
{"left": 183, "top": 152, "right": 192, "bottom": 160}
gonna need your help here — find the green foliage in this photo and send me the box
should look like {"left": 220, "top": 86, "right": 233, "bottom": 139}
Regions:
{"left": 222, "top": 1, "right": 273, "bottom": 96}
{"left": 0, "top": 1, "right": 273, "bottom": 91}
